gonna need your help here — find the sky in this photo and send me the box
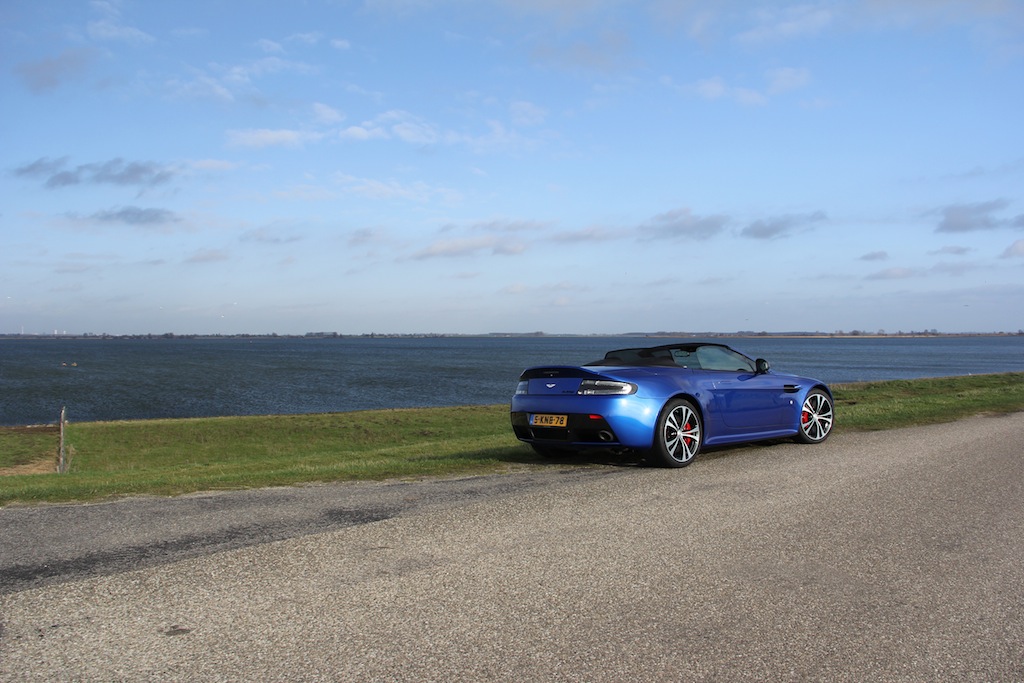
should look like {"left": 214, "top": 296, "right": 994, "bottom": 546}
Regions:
{"left": 2, "top": 0, "right": 1023, "bottom": 336}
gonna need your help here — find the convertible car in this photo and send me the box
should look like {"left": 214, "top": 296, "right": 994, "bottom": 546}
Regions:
{"left": 510, "top": 342, "right": 834, "bottom": 467}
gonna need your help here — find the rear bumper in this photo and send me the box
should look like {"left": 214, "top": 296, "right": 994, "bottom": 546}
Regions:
{"left": 510, "top": 411, "right": 619, "bottom": 445}
{"left": 509, "top": 395, "right": 662, "bottom": 449}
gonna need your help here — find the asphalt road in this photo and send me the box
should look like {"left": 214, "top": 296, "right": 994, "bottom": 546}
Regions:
{"left": 1, "top": 413, "right": 1022, "bottom": 681}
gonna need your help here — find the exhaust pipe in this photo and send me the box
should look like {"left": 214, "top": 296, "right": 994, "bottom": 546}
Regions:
{"left": 598, "top": 430, "right": 614, "bottom": 442}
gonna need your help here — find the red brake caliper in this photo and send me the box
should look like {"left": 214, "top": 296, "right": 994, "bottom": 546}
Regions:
{"left": 802, "top": 410, "right": 810, "bottom": 424}
{"left": 683, "top": 422, "right": 692, "bottom": 446}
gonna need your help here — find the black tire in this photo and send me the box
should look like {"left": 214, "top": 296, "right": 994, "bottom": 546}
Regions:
{"left": 795, "top": 389, "right": 834, "bottom": 444}
{"left": 647, "top": 398, "right": 702, "bottom": 468}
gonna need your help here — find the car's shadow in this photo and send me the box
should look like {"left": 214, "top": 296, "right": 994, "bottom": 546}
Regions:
{"left": 499, "top": 438, "right": 802, "bottom": 469}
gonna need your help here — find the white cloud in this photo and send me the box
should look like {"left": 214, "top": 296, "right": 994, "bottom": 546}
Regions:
{"left": 167, "top": 53, "right": 318, "bottom": 103}
{"left": 529, "top": 29, "right": 633, "bottom": 73}
{"left": 256, "top": 39, "right": 284, "bottom": 53}
{"left": 1001, "top": 239, "right": 1024, "bottom": 258}
{"left": 220, "top": 56, "right": 317, "bottom": 85}
{"left": 460, "top": 120, "right": 537, "bottom": 154}
{"left": 190, "top": 159, "right": 242, "bottom": 171}
{"left": 339, "top": 110, "right": 436, "bottom": 144}
{"left": 510, "top": 100, "right": 547, "bottom": 126}
{"left": 860, "top": 251, "right": 889, "bottom": 261}
{"left": 90, "top": 23, "right": 136, "bottom": 43}
{"left": 412, "top": 235, "right": 526, "bottom": 260}
{"left": 348, "top": 227, "right": 392, "bottom": 247}
{"left": 336, "top": 110, "right": 536, "bottom": 153}
{"left": 241, "top": 227, "right": 302, "bottom": 244}
{"left": 186, "top": 248, "right": 230, "bottom": 264}
{"left": 492, "top": 0, "right": 621, "bottom": 22}
{"left": 272, "top": 184, "right": 337, "bottom": 201}
{"left": 392, "top": 120, "right": 439, "bottom": 145}
{"left": 552, "top": 226, "right": 624, "bottom": 243}
{"left": 332, "top": 173, "right": 461, "bottom": 204}
{"left": 930, "top": 245, "right": 972, "bottom": 256}
{"left": 346, "top": 84, "right": 384, "bottom": 102}
{"left": 226, "top": 129, "right": 324, "bottom": 148}
{"left": 935, "top": 199, "right": 1011, "bottom": 232}
{"left": 15, "top": 48, "right": 100, "bottom": 93}
{"left": 469, "top": 219, "right": 547, "bottom": 234}
{"left": 165, "top": 73, "right": 235, "bottom": 103}
{"left": 860, "top": 0, "right": 1023, "bottom": 27}
{"left": 639, "top": 208, "right": 729, "bottom": 240}
{"left": 857, "top": 1, "right": 1024, "bottom": 60}
{"left": 736, "top": 3, "right": 836, "bottom": 43}
{"left": 86, "top": 0, "right": 154, "bottom": 45}
{"left": 339, "top": 125, "right": 388, "bottom": 141}
{"left": 312, "top": 102, "right": 344, "bottom": 125}
{"left": 674, "top": 69, "right": 808, "bottom": 106}
{"left": 766, "top": 66, "right": 811, "bottom": 94}
{"left": 90, "top": 206, "right": 179, "bottom": 227}
{"left": 741, "top": 211, "right": 827, "bottom": 239}
{"left": 287, "top": 32, "right": 322, "bottom": 45}
{"left": 930, "top": 261, "right": 978, "bottom": 276}
{"left": 694, "top": 76, "right": 727, "bottom": 100}
{"left": 15, "top": 157, "right": 176, "bottom": 188}
{"left": 648, "top": 2, "right": 721, "bottom": 40}
{"left": 732, "top": 87, "right": 768, "bottom": 106}
{"left": 866, "top": 267, "right": 919, "bottom": 280}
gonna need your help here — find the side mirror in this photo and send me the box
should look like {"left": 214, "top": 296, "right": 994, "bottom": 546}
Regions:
{"left": 755, "top": 358, "right": 771, "bottom": 374}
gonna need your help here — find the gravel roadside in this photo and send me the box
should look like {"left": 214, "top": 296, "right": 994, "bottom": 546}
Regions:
{"left": 2, "top": 414, "right": 1022, "bottom": 681}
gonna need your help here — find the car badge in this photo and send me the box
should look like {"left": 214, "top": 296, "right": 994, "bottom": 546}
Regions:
{"left": 546, "top": 383, "right": 556, "bottom": 388}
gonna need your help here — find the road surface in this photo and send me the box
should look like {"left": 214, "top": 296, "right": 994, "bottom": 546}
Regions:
{"left": 2, "top": 414, "right": 1022, "bottom": 681}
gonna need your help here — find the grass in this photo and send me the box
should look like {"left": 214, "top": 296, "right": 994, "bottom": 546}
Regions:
{"left": 831, "top": 373, "right": 1024, "bottom": 430}
{"left": 0, "top": 425, "right": 60, "bottom": 470}
{"left": 0, "top": 406, "right": 529, "bottom": 505}
{"left": 2, "top": 373, "right": 1022, "bottom": 506}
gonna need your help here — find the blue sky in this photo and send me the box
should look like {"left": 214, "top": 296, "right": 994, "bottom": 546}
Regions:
{"left": 3, "top": 0, "right": 1023, "bottom": 335}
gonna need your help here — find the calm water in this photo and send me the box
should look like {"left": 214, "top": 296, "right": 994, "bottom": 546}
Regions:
{"left": 1, "top": 335, "right": 1022, "bottom": 426}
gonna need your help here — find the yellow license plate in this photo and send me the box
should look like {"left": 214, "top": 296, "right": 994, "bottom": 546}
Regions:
{"left": 531, "top": 414, "right": 567, "bottom": 427}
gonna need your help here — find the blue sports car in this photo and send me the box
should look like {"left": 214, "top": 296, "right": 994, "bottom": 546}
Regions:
{"left": 510, "top": 342, "right": 834, "bottom": 468}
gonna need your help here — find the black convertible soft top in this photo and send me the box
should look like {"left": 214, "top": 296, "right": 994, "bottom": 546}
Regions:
{"left": 584, "top": 343, "right": 734, "bottom": 367}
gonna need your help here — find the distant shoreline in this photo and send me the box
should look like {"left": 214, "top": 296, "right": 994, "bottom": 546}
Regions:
{"left": 3, "top": 335, "right": 1022, "bottom": 428}
{"left": 2, "top": 331, "right": 1022, "bottom": 341}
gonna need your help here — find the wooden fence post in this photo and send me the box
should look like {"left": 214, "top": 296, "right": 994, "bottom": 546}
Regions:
{"left": 58, "top": 406, "right": 67, "bottom": 474}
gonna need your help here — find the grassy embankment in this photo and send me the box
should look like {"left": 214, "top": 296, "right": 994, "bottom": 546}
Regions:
{"left": 1, "top": 372, "right": 1022, "bottom": 505}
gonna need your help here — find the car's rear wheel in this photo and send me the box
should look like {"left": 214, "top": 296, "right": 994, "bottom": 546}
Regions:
{"left": 648, "top": 398, "right": 702, "bottom": 468}
{"left": 795, "top": 389, "right": 834, "bottom": 444}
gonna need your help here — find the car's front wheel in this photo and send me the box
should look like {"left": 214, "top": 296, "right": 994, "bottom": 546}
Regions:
{"left": 647, "top": 398, "right": 703, "bottom": 468}
{"left": 795, "top": 389, "right": 834, "bottom": 444}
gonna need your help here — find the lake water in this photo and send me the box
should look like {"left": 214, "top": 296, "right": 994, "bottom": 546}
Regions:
{"left": 1, "top": 335, "right": 1022, "bottom": 426}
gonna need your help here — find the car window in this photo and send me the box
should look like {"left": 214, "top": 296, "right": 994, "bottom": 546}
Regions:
{"left": 694, "top": 346, "right": 755, "bottom": 372}
{"left": 597, "top": 347, "right": 678, "bottom": 366}
{"left": 670, "top": 348, "right": 699, "bottom": 368}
